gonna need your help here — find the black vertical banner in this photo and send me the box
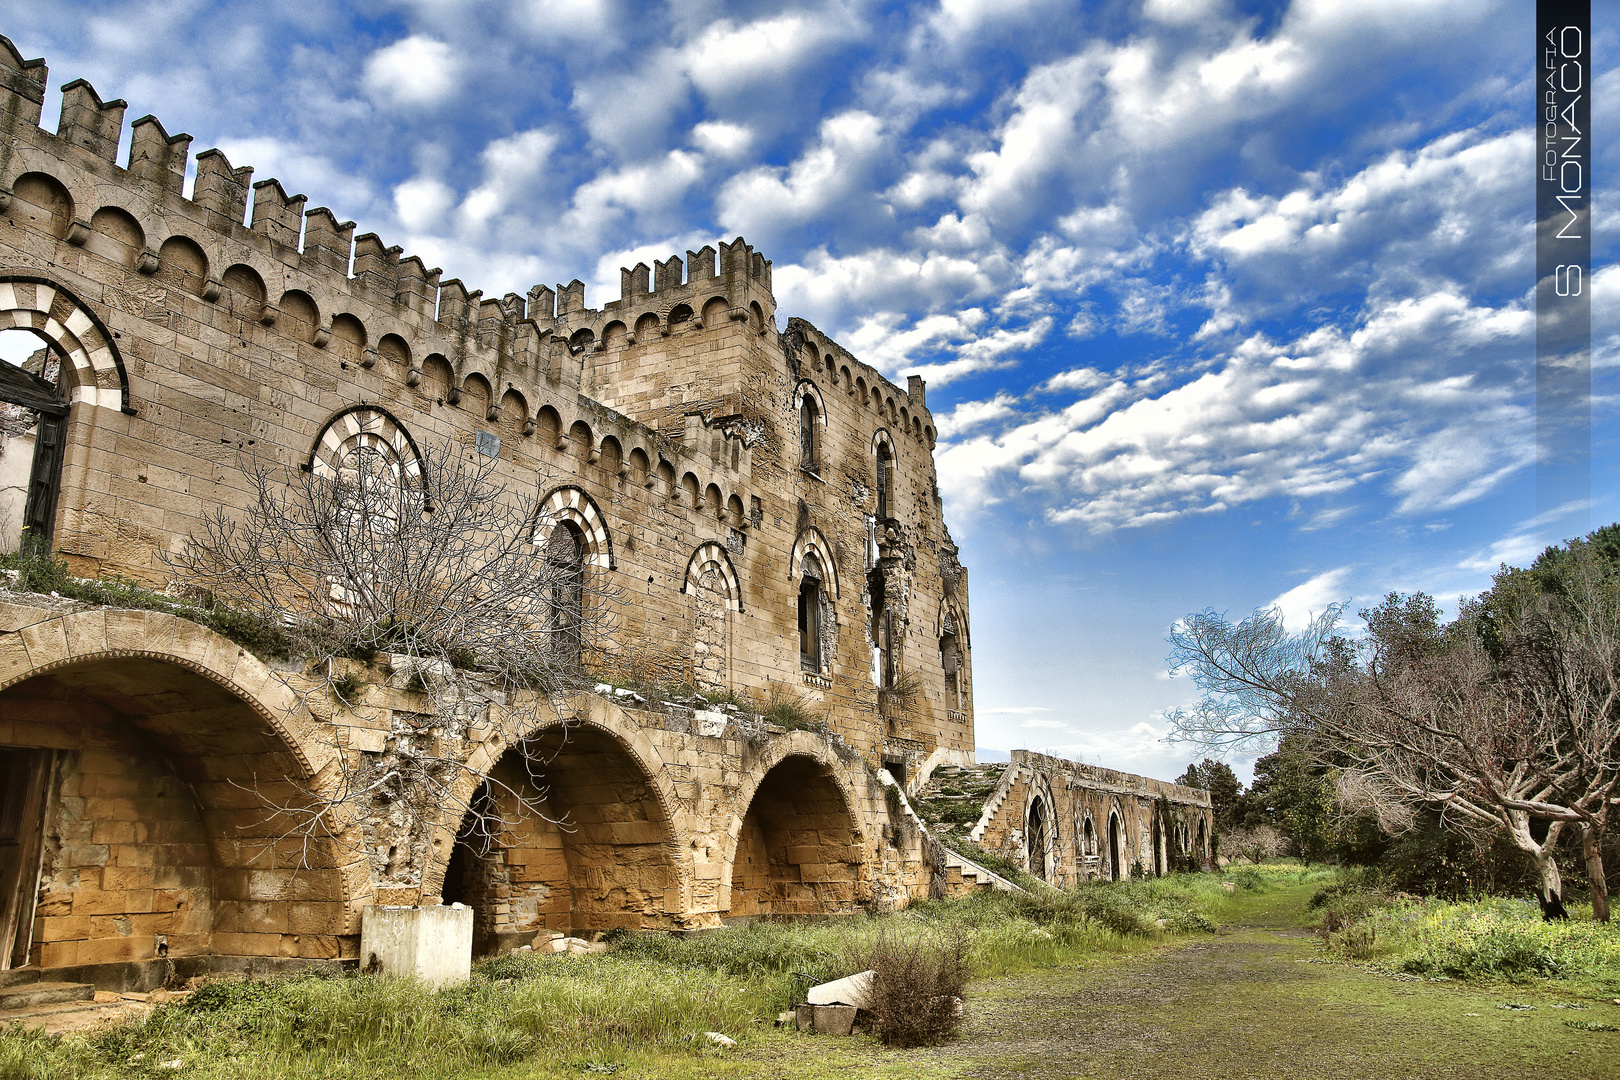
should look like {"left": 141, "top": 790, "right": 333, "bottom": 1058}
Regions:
{"left": 1537, "top": 1, "right": 1592, "bottom": 539}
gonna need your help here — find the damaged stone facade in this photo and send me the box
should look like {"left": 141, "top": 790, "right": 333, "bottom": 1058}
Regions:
{"left": 0, "top": 38, "right": 979, "bottom": 987}
{"left": 956, "top": 752, "right": 1214, "bottom": 885}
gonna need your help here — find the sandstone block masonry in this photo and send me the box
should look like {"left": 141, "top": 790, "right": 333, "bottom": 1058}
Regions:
{"left": 0, "top": 37, "right": 993, "bottom": 987}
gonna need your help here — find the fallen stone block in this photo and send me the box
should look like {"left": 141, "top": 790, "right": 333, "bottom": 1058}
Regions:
{"left": 704, "top": 1031, "right": 736, "bottom": 1047}
{"left": 806, "top": 970, "right": 874, "bottom": 1009}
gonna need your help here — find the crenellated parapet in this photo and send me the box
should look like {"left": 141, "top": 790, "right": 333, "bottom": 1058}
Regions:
{"left": 0, "top": 35, "right": 764, "bottom": 510}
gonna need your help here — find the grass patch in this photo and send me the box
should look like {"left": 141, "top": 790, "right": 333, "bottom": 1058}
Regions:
{"left": 1316, "top": 880, "right": 1620, "bottom": 993}
{"left": 0, "top": 877, "right": 1232, "bottom": 1078}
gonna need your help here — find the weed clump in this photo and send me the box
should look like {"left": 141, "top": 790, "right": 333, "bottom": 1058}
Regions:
{"left": 0, "top": 539, "right": 297, "bottom": 661}
{"left": 859, "top": 928, "right": 970, "bottom": 1047}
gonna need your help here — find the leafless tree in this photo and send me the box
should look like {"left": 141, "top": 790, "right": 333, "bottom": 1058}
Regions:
{"left": 168, "top": 440, "right": 621, "bottom": 887}
{"left": 1222, "top": 823, "right": 1283, "bottom": 865}
{"left": 1167, "top": 542, "right": 1620, "bottom": 922}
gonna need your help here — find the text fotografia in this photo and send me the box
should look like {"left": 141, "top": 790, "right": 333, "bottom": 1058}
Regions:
{"left": 1534, "top": 1, "right": 1591, "bottom": 530}
{"left": 1542, "top": 20, "right": 1586, "bottom": 280}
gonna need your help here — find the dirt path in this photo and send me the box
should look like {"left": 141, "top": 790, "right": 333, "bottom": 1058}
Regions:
{"left": 902, "top": 884, "right": 1617, "bottom": 1080}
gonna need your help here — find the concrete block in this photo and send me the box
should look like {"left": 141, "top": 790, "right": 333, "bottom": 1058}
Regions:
{"left": 795, "top": 1003, "right": 857, "bottom": 1035}
{"left": 360, "top": 904, "right": 472, "bottom": 989}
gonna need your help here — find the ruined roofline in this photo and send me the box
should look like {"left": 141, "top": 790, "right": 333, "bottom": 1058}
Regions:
{"left": 783, "top": 317, "right": 936, "bottom": 443}
{"left": 1008, "top": 749, "right": 1212, "bottom": 807}
{"left": 0, "top": 36, "right": 772, "bottom": 337}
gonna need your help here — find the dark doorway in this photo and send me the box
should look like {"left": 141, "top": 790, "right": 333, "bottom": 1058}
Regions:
{"left": 1027, "top": 797, "right": 1048, "bottom": 881}
{"left": 1108, "top": 814, "right": 1122, "bottom": 882}
{"left": 1152, "top": 816, "right": 1163, "bottom": 877}
{"left": 0, "top": 748, "right": 53, "bottom": 970}
{"left": 0, "top": 329, "right": 68, "bottom": 550}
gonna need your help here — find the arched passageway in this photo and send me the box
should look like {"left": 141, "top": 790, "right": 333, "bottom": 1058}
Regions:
{"left": 0, "top": 654, "right": 348, "bottom": 975}
{"left": 1108, "top": 814, "right": 1123, "bottom": 882}
{"left": 728, "top": 755, "right": 862, "bottom": 918}
{"left": 441, "top": 724, "right": 678, "bottom": 953}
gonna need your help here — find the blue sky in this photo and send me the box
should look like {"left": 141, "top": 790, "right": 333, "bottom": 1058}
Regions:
{"left": 10, "top": 0, "right": 1619, "bottom": 783}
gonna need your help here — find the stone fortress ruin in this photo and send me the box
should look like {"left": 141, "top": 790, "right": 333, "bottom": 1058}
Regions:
{"left": 0, "top": 36, "right": 1209, "bottom": 997}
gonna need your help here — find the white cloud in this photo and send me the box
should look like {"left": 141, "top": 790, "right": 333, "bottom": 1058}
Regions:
{"left": 393, "top": 176, "right": 455, "bottom": 232}
{"left": 456, "top": 129, "right": 560, "bottom": 231}
{"left": 692, "top": 121, "right": 752, "bottom": 158}
{"left": 1458, "top": 533, "right": 1540, "bottom": 575}
{"left": 935, "top": 393, "right": 1021, "bottom": 438}
{"left": 364, "top": 36, "right": 461, "bottom": 108}
{"left": 1268, "top": 567, "right": 1352, "bottom": 632}
{"left": 716, "top": 111, "right": 888, "bottom": 243}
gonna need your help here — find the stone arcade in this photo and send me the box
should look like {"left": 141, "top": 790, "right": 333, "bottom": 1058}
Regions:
{"left": 0, "top": 38, "right": 1210, "bottom": 992}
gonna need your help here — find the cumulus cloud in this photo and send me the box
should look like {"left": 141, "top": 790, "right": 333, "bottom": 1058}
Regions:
{"left": 1268, "top": 567, "right": 1353, "bottom": 632}
{"left": 364, "top": 36, "right": 462, "bottom": 108}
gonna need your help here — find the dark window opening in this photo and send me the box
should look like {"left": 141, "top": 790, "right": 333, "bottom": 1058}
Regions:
{"left": 1, "top": 330, "right": 67, "bottom": 550}
{"left": 544, "top": 522, "right": 586, "bottom": 667}
{"left": 799, "top": 394, "right": 818, "bottom": 473}
{"left": 875, "top": 443, "right": 891, "bottom": 519}
{"left": 1027, "top": 797, "right": 1047, "bottom": 881}
{"left": 799, "top": 556, "right": 823, "bottom": 671}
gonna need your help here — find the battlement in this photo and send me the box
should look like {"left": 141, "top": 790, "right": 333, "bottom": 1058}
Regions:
{"left": 0, "top": 37, "right": 777, "bottom": 361}
{"left": 0, "top": 33, "right": 939, "bottom": 504}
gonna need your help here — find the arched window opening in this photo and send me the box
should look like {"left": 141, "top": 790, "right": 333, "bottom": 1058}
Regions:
{"left": 1108, "top": 813, "right": 1122, "bottom": 882}
{"left": 799, "top": 393, "right": 819, "bottom": 474}
{"left": 0, "top": 328, "right": 66, "bottom": 552}
{"left": 875, "top": 442, "right": 892, "bottom": 520}
{"left": 799, "top": 554, "right": 824, "bottom": 672}
{"left": 868, "top": 569, "right": 895, "bottom": 689}
{"left": 940, "top": 608, "right": 962, "bottom": 710}
{"left": 543, "top": 522, "right": 586, "bottom": 668}
{"left": 1027, "top": 797, "right": 1048, "bottom": 881}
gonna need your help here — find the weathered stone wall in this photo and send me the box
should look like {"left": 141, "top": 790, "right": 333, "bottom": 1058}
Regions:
{"left": 969, "top": 751, "right": 1214, "bottom": 885}
{"left": 0, "top": 36, "right": 988, "bottom": 987}
{"left": 0, "top": 36, "right": 970, "bottom": 779}
{"left": 0, "top": 601, "right": 942, "bottom": 985}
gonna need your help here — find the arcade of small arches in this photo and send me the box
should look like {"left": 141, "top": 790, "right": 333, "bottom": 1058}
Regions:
{"left": 1020, "top": 792, "right": 1209, "bottom": 883}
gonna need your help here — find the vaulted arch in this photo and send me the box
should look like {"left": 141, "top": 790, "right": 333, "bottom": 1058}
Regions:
{"left": 723, "top": 739, "right": 866, "bottom": 917}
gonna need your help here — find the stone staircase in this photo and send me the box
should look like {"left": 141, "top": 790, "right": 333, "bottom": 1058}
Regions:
{"left": 0, "top": 967, "right": 110, "bottom": 1032}
{"left": 904, "top": 762, "right": 1024, "bottom": 896}
{"left": 935, "top": 845, "right": 1019, "bottom": 894}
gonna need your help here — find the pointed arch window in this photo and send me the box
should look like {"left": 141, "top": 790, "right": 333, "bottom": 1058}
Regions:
{"left": 542, "top": 521, "right": 585, "bottom": 667}
{"left": 799, "top": 552, "right": 824, "bottom": 671}
{"left": 799, "top": 393, "right": 819, "bottom": 474}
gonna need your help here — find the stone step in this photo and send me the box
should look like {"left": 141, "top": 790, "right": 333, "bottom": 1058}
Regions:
{"left": 0, "top": 998, "right": 142, "bottom": 1035}
{"left": 0, "top": 966, "right": 42, "bottom": 989}
{"left": 0, "top": 980, "right": 94, "bottom": 1010}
